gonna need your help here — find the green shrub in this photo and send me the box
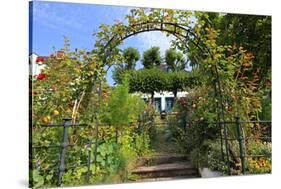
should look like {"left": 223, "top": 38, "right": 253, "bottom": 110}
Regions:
{"left": 99, "top": 76, "right": 145, "bottom": 128}
{"left": 247, "top": 140, "right": 271, "bottom": 157}
{"left": 207, "top": 142, "right": 228, "bottom": 174}
{"left": 245, "top": 140, "right": 271, "bottom": 174}
{"left": 134, "top": 131, "right": 151, "bottom": 156}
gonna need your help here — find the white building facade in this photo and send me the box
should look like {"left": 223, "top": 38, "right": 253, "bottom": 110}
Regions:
{"left": 141, "top": 91, "right": 188, "bottom": 112}
{"left": 29, "top": 53, "right": 46, "bottom": 76}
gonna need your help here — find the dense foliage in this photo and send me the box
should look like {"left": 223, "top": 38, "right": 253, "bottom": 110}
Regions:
{"left": 32, "top": 37, "right": 105, "bottom": 126}
{"left": 31, "top": 62, "right": 151, "bottom": 187}
{"left": 165, "top": 48, "right": 187, "bottom": 71}
{"left": 142, "top": 46, "right": 162, "bottom": 69}
{"left": 127, "top": 68, "right": 199, "bottom": 102}
{"left": 128, "top": 68, "right": 167, "bottom": 103}
{"left": 112, "top": 47, "right": 140, "bottom": 84}
{"left": 99, "top": 77, "right": 146, "bottom": 128}
{"left": 122, "top": 47, "right": 140, "bottom": 69}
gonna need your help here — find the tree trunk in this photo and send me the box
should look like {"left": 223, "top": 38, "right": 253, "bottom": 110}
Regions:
{"left": 72, "top": 89, "right": 86, "bottom": 125}
{"left": 173, "top": 90, "right": 177, "bottom": 104}
{"left": 71, "top": 89, "right": 86, "bottom": 139}
{"left": 227, "top": 140, "right": 241, "bottom": 172}
{"left": 151, "top": 92, "right": 154, "bottom": 105}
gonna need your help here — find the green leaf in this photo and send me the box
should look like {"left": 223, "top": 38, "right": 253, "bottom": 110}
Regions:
{"left": 32, "top": 170, "right": 44, "bottom": 188}
{"left": 108, "top": 144, "right": 113, "bottom": 153}
{"left": 96, "top": 155, "right": 103, "bottom": 163}
{"left": 46, "top": 174, "right": 52, "bottom": 181}
{"left": 101, "top": 160, "right": 106, "bottom": 167}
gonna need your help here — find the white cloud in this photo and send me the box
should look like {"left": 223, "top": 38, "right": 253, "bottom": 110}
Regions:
{"left": 113, "top": 7, "right": 133, "bottom": 23}
{"left": 136, "top": 31, "right": 175, "bottom": 55}
{"left": 33, "top": 2, "right": 87, "bottom": 33}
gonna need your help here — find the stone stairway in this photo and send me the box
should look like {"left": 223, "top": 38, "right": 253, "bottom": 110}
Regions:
{"left": 131, "top": 153, "right": 200, "bottom": 182}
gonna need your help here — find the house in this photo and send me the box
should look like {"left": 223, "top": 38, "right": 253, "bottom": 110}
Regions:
{"left": 140, "top": 63, "right": 189, "bottom": 112}
{"left": 29, "top": 52, "right": 47, "bottom": 76}
{"left": 29, "top": 50, "right": 65, "bottom": 76}
{"left": 141, "top": 91, "right": 188, "bottom": 113}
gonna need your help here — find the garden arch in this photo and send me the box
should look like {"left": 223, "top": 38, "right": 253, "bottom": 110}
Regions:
{"left": 100, "top": 21, "right": 208, "bottom": 61}
{"left": 91, "top": 10, "right": 227, "bottom": 134}
{"left": 89, "top": 9, "right": 256, "bottom": 174}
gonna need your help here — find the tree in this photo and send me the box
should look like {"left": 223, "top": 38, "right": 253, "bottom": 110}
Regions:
{"left": 216, "top": 14, "right": 271, "bottom": 85}
{"left": 122, "top": 47, "right": 140, "bottom": 69}
{"left": 166, "top": 71, "right": 187, "bottom": 101}
{"left": 112, "top": 66, "right": 126, "bottom": 84}
{"left": 193, "top": 13, "right": 271, "bottom": 89}
{"left": 128, "top": 68, "right": 199, "bottom": 104}
{"left": 166, "top": 71, "right": 200, "bottom": 101}
{"left": 165, "top": 48, "right": 187, "bottom": 71}
{"left": 128, "top": 68, "right": 167, "bottom": 104}
{"left": 112, "top": 47, "right": 140, "bottom": 84}
{"left": 142, "top": 47, "right": 161, "bottom": 69}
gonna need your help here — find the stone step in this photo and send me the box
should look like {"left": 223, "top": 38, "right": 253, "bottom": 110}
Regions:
{"left": 136, "top": 175, "right": 199, "bottom": 182}
{"left": 132, "top": 162, "right": 198, "bottom": 178}
{"left": 138, "top": 153, "right": 189, "bottom": 165}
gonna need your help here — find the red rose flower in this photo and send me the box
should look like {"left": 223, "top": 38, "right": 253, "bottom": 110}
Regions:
{"left": 37, "top": 73, "right": 46, "bottom": 80}
{"left": 36, "top": 57, "right": 45, "bottom": 64}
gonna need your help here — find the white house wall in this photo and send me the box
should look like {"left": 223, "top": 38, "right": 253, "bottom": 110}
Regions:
{"left": 29, "top": 53, "right": 45, "bottom": 76}
{"left": 140, "top": 91, "right": 188, "bottom": 111}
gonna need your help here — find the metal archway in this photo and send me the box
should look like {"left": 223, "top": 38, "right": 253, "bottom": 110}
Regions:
{"left": 91, "top": 19, "right": 231, "bottom": 173}
{"left": 98, "top": 21, "right": 210, "bottom": 66}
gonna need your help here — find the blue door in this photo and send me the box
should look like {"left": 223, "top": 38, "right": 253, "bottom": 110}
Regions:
{"left": 165, "top": 97, "right": 174, "bottom": 112}
{"left": 154, "top": 98, "right": 161, "bottom": 112}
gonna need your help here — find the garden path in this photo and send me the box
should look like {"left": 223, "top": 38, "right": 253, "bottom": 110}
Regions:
{"left": 131, "top": 120, "right": 200, "bottom": 182}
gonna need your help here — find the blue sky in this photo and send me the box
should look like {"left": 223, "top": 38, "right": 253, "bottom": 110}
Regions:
{"left": 30, "top": 1, "right": 176, "bottom": 85}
